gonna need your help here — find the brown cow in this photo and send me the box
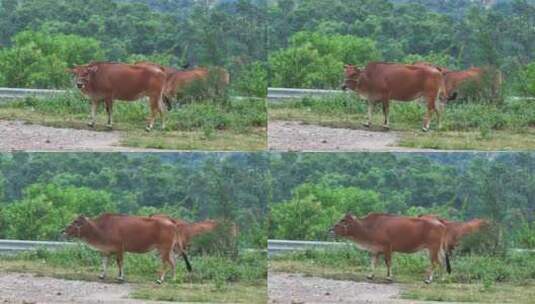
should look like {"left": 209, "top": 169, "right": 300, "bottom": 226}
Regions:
{"left": 63, "top": 214, "right": 183, "bottom": 284}
{"left": 68, "top": 62, "right": 167, "bottom": 131}
{"left": 135, "top": 62, "right": 230, "bottom": 110}
{"left": 443, "top": 68, "right": 502, "bottom": 101}
{"left": 419, "top": 215, "right": 489, "bottom": 253}
{"left": 330, "top": 213, "right": 451, "bottom": 284}
{"left": 413, "top": 62, "right": 503, "bottom": 101}
{"left": 342, "top": 62, "right": 447, "bottom": 132}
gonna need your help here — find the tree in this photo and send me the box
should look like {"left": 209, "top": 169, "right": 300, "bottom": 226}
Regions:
{"left": 0, "top": 31, "right": 104, "bottom": 88}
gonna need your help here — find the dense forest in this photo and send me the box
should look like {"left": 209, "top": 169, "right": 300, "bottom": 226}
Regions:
{"left": 0, "top": 153, "right": 270, "bottom": 249}
{"left": 269, "top": 152, "right": 535, "bottom": 251}
{"left": 266, "top": 0, "right": 535, "bottom": 90}
{"left": 1, "top": 0, "right": 534, "bottom": 95}
{"left": 0, "top": 0, "right": 269, "bottom": 95}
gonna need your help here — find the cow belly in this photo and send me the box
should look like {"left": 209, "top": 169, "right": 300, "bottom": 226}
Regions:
{"left": 352, "top": 240, "right": 382, "bottom": 253}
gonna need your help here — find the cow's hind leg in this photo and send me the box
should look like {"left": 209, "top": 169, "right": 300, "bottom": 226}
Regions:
{"left": 367, "top": 252, "right": 379, "bottom": 280}
{"left": 425, "top": 248, "right": 441, "bottom": 284}
{"left": 156, "top": 247, "right": 175, "bottom": 284}
{"left": 146, "top": 97, "right": 158, "bottom": 132}
{"left": 116, "top": 251, "right": 125, "bottom": 282}
{"left": 104, "top": 98, "right": 113, "bottom": 129}
{"left": 382, "top": 100, "right": 390, "bottom": 130}
{"left": 422, "top": 96, "right": 437, "bottom": 132}
{"left": 384, "top": 250, "right": 393, "bottom": 282}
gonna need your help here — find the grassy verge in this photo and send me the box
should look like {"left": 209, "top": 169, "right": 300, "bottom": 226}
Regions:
{"left": 0, "top": 92, "right": 267, "bottom": 151}
{"left": 269, "top": 95, "right": 535, "bottom": 150}
{"left": 270, "top": 247, "right": 535, "bottom": 303}
{"left": 0, "top": 244, "right": 267, "bottom": 303}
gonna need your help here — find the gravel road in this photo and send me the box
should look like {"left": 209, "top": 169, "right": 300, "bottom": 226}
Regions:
{"left": 268, "top": 120, "right": 431, "bottom": 152}
{"left": 0, "top": 120, "right": 164, "bottom": 152}
{"left": 268, "top": 272, "right": 406, "bottom": 304}
{"left": 0, "top": 272, "right": 170, "bottom": 304}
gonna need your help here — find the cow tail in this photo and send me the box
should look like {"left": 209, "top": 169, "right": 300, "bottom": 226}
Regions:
{"left": 441, "top": 233, "right": 452, "bottom": 274}
{"left": 436, "top": 75, "right": 446, "bottom": 111}
{"left": 446, "top": 251, "right": 451, "bottom": 274}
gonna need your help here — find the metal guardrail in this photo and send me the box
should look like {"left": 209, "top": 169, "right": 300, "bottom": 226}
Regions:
{"left": 267, "top": 239, "right": 535, "bottom": 255}
{"left": 268, "top": 239, "right": 351, "bottom": 255}
{"left": 0, "top": 239, "right": 75, "bottom": 254}
{"left": 0, "top": 88, "right": 66, "bottom": 100}
{"left": 267, "top": 87, "right": 535, "bottom": 102}
{"left": 267, "top": 87, "right": 347, "bottom": 102}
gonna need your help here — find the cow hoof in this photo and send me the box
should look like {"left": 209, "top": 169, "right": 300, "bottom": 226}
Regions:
{"left": 87, "top": 122, "right": 95, "bottom": 128}
{"left": 363, "top": 123, "right": 371, "bottom": 128}
{"left": 422, "top": 127, "right": 429, "bottom": 133}
{"left": 156, "top": 279, "right": 163, "bottom": 285}
{"left": 106, "top": 124, "right": 113, "bottom": 130}
{"left": 424, "top": 279, "right": 432, "bottom": 284}
{"left": 98, "top": 275, "right": 105, "bottom": 280}
{"left": 386, "top": 276, "right": 394, "bottom": 282}
{"left": 145, "top": 126, "right": 152, "bottom": 132}
{"left": 366, "top": 274, "right": 375, "bottom": 280}
{"left": 383, "top": 125, "right": 390, "bottom": 131}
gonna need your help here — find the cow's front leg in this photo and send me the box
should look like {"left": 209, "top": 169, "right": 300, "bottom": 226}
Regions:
{"left": 367, "top": 252, "right": 379, "bottom": 280}
{"left": 99, "top": 254, "right": 109, "bottom": 280}
{"left": 88, "top": 99, "right": 99, "bottom": 128}
{"left": 363, "top": 100, "right": 374, "bottom": 128}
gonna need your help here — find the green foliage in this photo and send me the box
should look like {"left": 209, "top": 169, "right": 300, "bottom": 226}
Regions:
{"left": 402, "top": 52, "right": 457, "bottom": 69}
{"left": 519, "top": 62, "right": 535, "bottom": 97}
{"left": 0, "top": 153, "right": 269, "bottom": 249}
{"left": 11, "top": 245, "right": 266, "bottom": 285}
{"left": 270, "top": 152, "right": 535, "bottom": 250}
{"left": 0, "top": 184, "right": 116, "bottom": 240}
{"left": 231, "top": 62, "right": 268, "bottom": 97}
{"left": 271, "top": 183, "right": 384, "bottom": 240}
{"left": 268, "top": 31, "right": 380, "bottom": 88}
{"left": 0, "top": 31, "right": 104, "bottom": 88}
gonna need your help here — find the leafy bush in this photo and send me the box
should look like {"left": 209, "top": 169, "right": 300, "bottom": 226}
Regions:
{"left": 0, "top": 30, "right": 104, "bottom": 88}
{"left": 231, "top": 61, "right": 268, "bottom": 97}
{"left": 270, "top": 183, "right": 384, "bottom": 240}
{"left": 268, "top": 31, "right": 380, "bottom": 89}
{"left": 0, "top": 183, "right": 116, "bottom": 240}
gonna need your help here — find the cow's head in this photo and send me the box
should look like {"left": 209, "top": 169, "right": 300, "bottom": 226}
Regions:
{"left": 63, "top": 215, "right": 90, "bottom": 238}
{"left": 341, "top": 64, "right": 361, "bottom": 91}
{"left": 68, "top": 65, "right": 98, "bottom": 89}
{"left": 330, "top": 213, "right": 357, "bottom": 237}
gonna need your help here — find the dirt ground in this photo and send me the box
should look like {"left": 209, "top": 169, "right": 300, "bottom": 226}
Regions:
{"left": 268, "top": 120, "right": 432, "bottom": 152}
{"left": 268, "top": 272, "right": 407, "bottom": 304}
{"left": 268, "top": 272, "right": 464, "bottom": 304}
{"left": 0, "top": 120, "right": 164, "bottom": 152}
{"left": 0, "top": 272, "right": 170, "bottom": 304}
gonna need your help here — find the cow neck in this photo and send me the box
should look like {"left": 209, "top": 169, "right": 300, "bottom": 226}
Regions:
{"left": 347, "top": 218, "right": 374, "bottom": 243}
{"left": 79, "top": 218, "right": 108, "bottom": 245}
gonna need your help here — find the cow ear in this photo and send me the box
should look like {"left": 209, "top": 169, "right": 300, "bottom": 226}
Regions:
{"left": 88, "top": 66, "right": 98, "bottom": 73}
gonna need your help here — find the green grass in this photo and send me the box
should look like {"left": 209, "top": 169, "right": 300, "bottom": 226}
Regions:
{"left": 0, "top": 91, "right": 267, "bottom": 151}
{"left": 269, "top": 95, "right": 535, "bottom": 150}
{"left": 270, "top": 247, "right": 535, "bottom": 303}
{"left": 0, "top": 244, "right": 267, "bottom": 303}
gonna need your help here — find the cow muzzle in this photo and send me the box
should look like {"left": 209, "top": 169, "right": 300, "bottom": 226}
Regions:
{"left": 341, "top": 85, "right": 347, "bottom": 91}
{"left": 76, "top": 82, "right": 85, "bottom": 89}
